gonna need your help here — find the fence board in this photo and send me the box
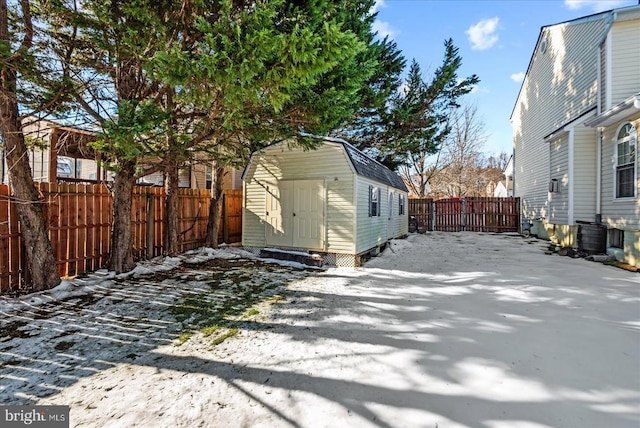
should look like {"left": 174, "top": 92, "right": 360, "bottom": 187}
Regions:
{"left": 410, "top": 197, "right": 520, "bottom": 233}
{"left": 223, "top": 190, "right": 242, "bottom": 243}
{"left": 408, "top": 198, "right": 433, "bottom": 232}
{"left": 0, "top": 183, "right": 242, "bottom": 294}
{"left": 1, "top": 182, "right": 242, "bottom": 294}
{"left": 0, "top": 185, "right": 12, "bottom": 292}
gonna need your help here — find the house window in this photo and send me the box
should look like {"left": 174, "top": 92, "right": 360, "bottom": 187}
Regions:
{"left": 609, "top": 228, "right": 623, "bottom": 249}
{"left": 615, "top": 123, "right": 637, "bottom": 198}
{"left": 205, "top": 164, "right": 213, "bottom": 190}
{"left": 368, "top": 185, "right": 380, "bottom": 217}
{"left": 398, "top": 194, "right": 405, "bottom": 215}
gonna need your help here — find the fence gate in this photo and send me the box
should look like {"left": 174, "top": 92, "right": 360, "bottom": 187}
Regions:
{"left": 410, "top": 197, "right": 520, "bottom": 233}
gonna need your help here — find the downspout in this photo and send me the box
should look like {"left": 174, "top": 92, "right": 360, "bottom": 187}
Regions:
{"left": 568, "top": 129, "right": 575, "bottom": 225}
{"left": 596, "top": 128, "right": 602, "bottom": 223}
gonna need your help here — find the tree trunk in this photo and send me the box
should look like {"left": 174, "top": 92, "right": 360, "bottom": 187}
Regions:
{"left": 109, "top": 160, "right": 136, "bottom": 273}
{"left": 0, "top": 0, "right": 60, "bottom": 291}
{"left": 205, "top": 166, "right": 225, "bottom": 248}
{"left": 164, "top": 157, "right": 180, "bottom": 256}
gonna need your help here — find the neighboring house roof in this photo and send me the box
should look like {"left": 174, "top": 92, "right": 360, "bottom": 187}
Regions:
{"left": 23, "top": 116, "right": 100, "bottom": 137}
{"left": 503, "top": 155, "right": 513, "bottom": 178}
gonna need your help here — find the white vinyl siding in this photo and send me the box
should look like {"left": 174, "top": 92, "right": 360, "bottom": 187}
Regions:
{"left": 512, "top": 17, "right": 604, "bottom": 222}
{"left": 549, "top": 136, "right": 570, "bottom": 225}
{"left": 243, "top": 143, "right": 356, "bottom": 254}
{"left": 600, "top": 117, "right": 640, "bottom": 230}
{"left": 391, "top": 193, "right": 407, "bottom": 238}
{"left": 355, "top": 177, "right": 388, "bottom": 254}
{"left": 573, "top": 126, "right": 597, "bottom": 222}
{"left": 610, "top": 20, "right": 640, "bottom": 106}
{"left": 242, "top": 159, "right": 268, "bottom": 247}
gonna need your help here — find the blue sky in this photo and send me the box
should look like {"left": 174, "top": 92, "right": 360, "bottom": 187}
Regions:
{"left": 372, "top": 0, "right": 638, "bottom": 156}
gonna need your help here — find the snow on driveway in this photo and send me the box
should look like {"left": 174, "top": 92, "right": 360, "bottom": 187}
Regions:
{"left": 1, "top": 232, "right": 639, "bottom": 428}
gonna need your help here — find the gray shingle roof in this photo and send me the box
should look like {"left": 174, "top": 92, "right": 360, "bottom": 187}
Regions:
{"left": 324, "top": 137, "right": 408, "bottom": 192}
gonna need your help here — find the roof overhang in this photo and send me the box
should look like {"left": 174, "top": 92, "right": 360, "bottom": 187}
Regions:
{"left": 585, "top": 94, "right": 640, "bottom": 128}
{"left": 544, "top": 108, "right": 597, "bottom": 141}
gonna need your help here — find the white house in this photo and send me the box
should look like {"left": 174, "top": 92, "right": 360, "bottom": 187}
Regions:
{"left": 494, "top": 155, "right": 514, "bottom": 198}
{"left": 242, "top": 138, "right": 409, "bottom": 267}
{"left": 511, "top": 5, "right": 639, "bottom": 267}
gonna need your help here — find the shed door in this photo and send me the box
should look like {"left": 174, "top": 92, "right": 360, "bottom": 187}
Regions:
{"left": 266, "top": 181, "right": 293, "bottom": 248}
{"left": 266, "top": 180, "right": 324, "bottom": 250}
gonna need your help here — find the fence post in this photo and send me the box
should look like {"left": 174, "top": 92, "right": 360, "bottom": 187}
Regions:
{"left": 461, "top": 199, "right": 467, "bottom": 231}
{"left": 146, "top": 193, "right": 154, "bottom": 259}
{"left": 222, "top": 192, "right": 229, "bottom": 244}
{"left": 431, "top": 200, "right": 436, "bottom": 231}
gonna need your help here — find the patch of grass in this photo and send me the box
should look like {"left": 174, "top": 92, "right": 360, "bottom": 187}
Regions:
{"left": 200, "top": 324, "right": 221, "bottom": 337}
{"left": 170, "top": 292, "right": 224, "bottom": 326}
{"left": 267, "top": 295, "right": 286, "bottom": 303}
{"left": 175, "top": 331, "right": 193, "bottom": 346}
{"left": 244, "top": 308, "right": 259, "bottom": 317}
{"left": 211, "top": 327, "right": 238, "bottom": 346}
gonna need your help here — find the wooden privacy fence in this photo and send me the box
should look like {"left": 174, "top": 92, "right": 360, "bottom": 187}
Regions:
{"left": 409, "top": 197, "right": 520, "bottom": 233}
{"left": 0, "top": 184, "right": 242, "bottom": 294}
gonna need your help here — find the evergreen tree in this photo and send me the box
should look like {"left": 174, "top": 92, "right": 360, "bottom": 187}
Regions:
{"left": 38, "top": 0, "right": 372, "bottom": 268}
{"left": 348, "top": 39, "right": 479, "bottom": 171}
{"left": 0, "top": 0, "right": 60, "bottom": 291}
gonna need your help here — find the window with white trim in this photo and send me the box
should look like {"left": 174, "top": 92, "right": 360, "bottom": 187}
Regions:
{"left": 615, "top": 123, "right": 637, "bottom": 198}
{"left": 398, "top": 194, "right": 405, "bottom": 215}
{"left": 368, "top": 186, "right": 380, "bottom": 217}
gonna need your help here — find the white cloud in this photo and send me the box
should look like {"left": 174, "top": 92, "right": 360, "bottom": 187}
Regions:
{"left": 466, "top": 17, "right": 500, "bottom": 51}
{"left": 372, "top": 0, "right": 387, "bottom": 13}
{"left": 510, "top": 72, "right": 525, "bottom": 83}
{"left": 470, "top": 85, "right": 490, "bottom": 95}
{"left": 564, "top": 0, "right": 630, "bottom": 12}
{"left": 373, "top": 20, "right": 397, "bottom": 39}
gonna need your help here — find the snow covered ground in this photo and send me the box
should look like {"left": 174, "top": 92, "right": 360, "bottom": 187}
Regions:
{"left": 1, "top": 232, "right": 639, "bottom": 428}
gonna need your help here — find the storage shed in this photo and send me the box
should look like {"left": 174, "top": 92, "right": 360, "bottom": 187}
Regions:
{"left": 242, "top": 138, "right": 409, "bottom": 266}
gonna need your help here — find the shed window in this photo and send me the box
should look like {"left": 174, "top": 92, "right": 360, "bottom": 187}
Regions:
{"left": 398, "top": 194, "right": 405, "bottom": 215}
{"left": 615, "top": 123, "right": 637, "bottom": 198}
{"left": 368, "top": 186, "right": 380, "bottom": 217}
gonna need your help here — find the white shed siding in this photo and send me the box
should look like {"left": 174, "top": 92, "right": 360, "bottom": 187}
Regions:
{"left": 354, "top": 176, "right": 389, "bottom": 254}
{"left": 242, "top": 143, "right": 356, "bottom": 253}
{"left": 242, "top": 158, "right": 268, "bottom": 247}
{"left": 600, "top": 116, "right": 640, "bottom": 230}
{"left": 513, "top": 17, "right": 605, "bottom": 221}
{"left": 573, "top": 125, "right": 597, "bottom": 222}
{"left": 549, "top": 136, "right": 569, "bottom": 225}
{"left": 610, "top": 20, "right": 640, "bottom": 106}
{"left": 391, "top": 193, "right": 409, "bottom": 238}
